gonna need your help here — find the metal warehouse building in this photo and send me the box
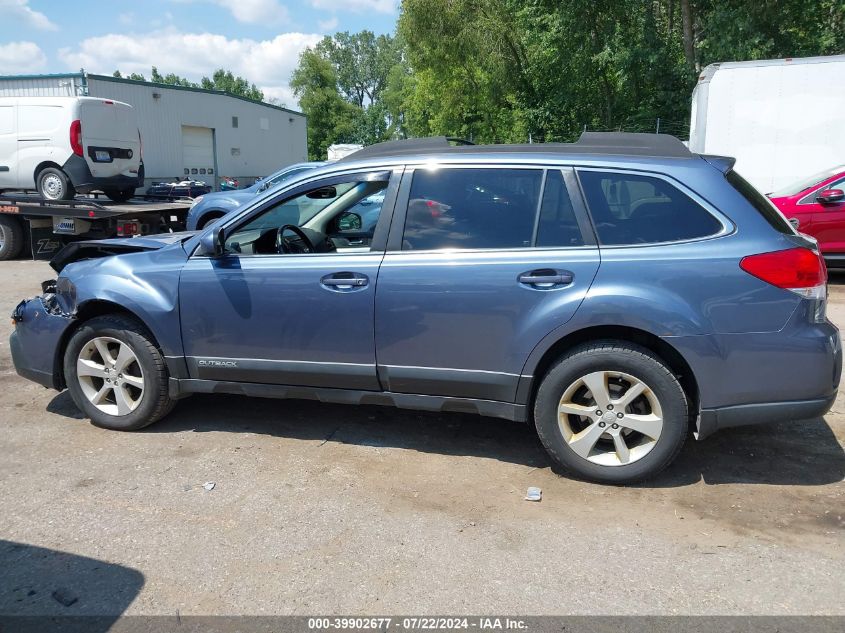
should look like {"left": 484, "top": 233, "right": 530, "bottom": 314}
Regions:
{"left": 0, "top": 71, "right": 307, "bottom": 190}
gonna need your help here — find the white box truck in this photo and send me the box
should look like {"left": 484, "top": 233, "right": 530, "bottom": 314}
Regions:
{"left": 688, "top": 54, "right": 845, "bottom": 194}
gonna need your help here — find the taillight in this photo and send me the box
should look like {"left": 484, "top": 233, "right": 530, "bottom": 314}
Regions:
{"left": 116, "top": 221, "right": 140, "bottom": 236}
{"left": 70, "top": 120, "right": 83, "bottom": 156}
{"left": 138, "top": 128, "right": 143, "bottom": 161}
{"left": 740, "top": 247, "right": 827, "bottom": 300}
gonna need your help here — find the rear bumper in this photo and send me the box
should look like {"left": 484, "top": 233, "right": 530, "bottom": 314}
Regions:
{"left": 669, "top": 299, "right": 841, "bottom": 439}
{"left": 695, "top": 394, "right": 837, "bottom": 440}
{"left": 669, "top": 303, "right": 841, "bottom": 407}
{"left": 62, "top": 154, "right": 143, "bottom": 193}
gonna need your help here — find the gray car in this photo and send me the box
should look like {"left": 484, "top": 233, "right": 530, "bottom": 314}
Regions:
{"left": 10, "top": 134, "right": 841, "bottom": 484}
{"left": 186, "top": 161, "right": 324, "bottom": 230}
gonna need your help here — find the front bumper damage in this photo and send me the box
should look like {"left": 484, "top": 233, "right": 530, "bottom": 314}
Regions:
{"left": 10, "top": 282, "right": 76, "bottom": 390}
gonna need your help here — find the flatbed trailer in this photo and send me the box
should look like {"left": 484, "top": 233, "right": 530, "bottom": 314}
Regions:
{"left": 0, "top": 194, "right": 191, "bottom": 261}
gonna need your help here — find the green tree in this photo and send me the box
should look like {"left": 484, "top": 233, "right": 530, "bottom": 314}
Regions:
{"left": 288, "top": 0, "right": 844, "bottom": 153}
{"left": 113, "top": 67, "right": 264, "bottom": 101}
{"left": 201, "top": 69, "right": 264, "bottom": 101}
{"left": 290, "top": 30, "right": 406, "bottom": 156}
{"left": 290, "top": 50, "right": 360, "bottom": 160}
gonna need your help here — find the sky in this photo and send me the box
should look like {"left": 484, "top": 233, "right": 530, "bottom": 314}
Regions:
{"left": 0, "top": 0, "right": 399, "bottom": 107}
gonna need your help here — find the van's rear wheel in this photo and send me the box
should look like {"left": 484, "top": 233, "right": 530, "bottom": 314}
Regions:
{"left": 37, "top": 167, "right": 75, "bottom": 201}
{"left": 534, "top": 341, "right": 688, "bottom": 484}
{"left": 105, "top": 188, "right": 135, "bottom": 203}
{"left": 64, "top": 315, "right": 175, "bottom": 431}
{"left": 0, "top": 215, "right": 25, "bottom": 260}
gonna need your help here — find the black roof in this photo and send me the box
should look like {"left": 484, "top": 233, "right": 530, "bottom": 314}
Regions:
{"left": 340, "top": 132, "right": 692, "bottom": 162}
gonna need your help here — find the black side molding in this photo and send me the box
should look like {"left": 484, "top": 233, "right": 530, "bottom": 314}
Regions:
{"left": 168, "top": 378, "right": 528, "bottom": 422}
{"left": 696, "top": 395, "right": 836, "bottom": 440}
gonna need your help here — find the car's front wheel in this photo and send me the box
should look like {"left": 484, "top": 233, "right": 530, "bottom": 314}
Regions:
{"left": 534, "top": 341, "right": 688, "bottom": 484}
{"left": 64, "top": 315, "right": 175, "bottom": 431}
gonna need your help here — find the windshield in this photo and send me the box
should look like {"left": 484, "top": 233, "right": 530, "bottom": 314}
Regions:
{"left": 770, "top": 166, "right": 845, "bottom": 197}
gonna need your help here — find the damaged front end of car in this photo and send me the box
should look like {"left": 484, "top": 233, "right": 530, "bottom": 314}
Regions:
{"left": 10, "top": 276, "right": 80, "bottom": 390}
{"left": 10, "top": 234, "right": 191, "bottom": 393}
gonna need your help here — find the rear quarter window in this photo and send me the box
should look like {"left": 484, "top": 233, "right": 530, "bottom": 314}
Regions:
{"left": 578, "top": 170, "right": 723, "bottom": 245}
{"left": 726, "top": 170, "right": 795, "bottom": 235}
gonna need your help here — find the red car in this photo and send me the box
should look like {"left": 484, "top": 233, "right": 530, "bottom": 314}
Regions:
{"left": 768, "top": 166, "right": 845, "bottom": 263}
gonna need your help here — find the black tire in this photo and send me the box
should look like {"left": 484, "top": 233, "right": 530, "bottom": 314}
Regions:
{"left": 0, "top": 215, "right": 25, "bottom": 260}
{"left": 64, "top": 315, "right": 175, "bottom": 431}
{"left": 105, "top": 188, "right": 135, "bottom": 203}
{"left": 37, "top": 167, "right": 75, "bottom": 201}
{"left": 534, "top": 341, "right": 688, "bottom": 484}
{"left": 197, "top": 211, "right": 224, "bottom": 230}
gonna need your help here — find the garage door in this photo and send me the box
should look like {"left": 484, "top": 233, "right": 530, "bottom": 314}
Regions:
{"left": 181, "top": 126, "right": 215, "bottom": 182}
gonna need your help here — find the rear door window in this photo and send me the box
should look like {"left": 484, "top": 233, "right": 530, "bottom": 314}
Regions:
{"left": 402, "top": 168, "right": 542, "bottom": 250}
{"left": 578, "top": 170, "right": 723, "bottom": 245}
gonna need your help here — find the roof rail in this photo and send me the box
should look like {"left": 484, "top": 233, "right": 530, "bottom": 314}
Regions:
{"left": 339, "top": 132, "right": 692, "bottom": 162}
{"left": 339, "top": 136, "right": 474, "bottom": 161}
{"left": 574, "top": 132, "right": 690, "bottom": 156}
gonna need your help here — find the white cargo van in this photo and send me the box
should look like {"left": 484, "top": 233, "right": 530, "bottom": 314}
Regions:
{"left": 0, "top": 96, "right": 143, "bottom": 202}
{"left": 688, "top": 54, "right": 845, "bottom": 194}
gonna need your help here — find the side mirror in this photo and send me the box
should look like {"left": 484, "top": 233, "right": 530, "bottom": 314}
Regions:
{"left": 337, "top": 211, "right": 362, "bottom": 231}
{"left": 307, "top": 186, "right": 337, "bottom": 200}
{"left": 197, "top": 225, "right": 225, "bottom": 257}
{"left": 817, "top": 189, "right": 844, "bottom": 204}
{"left": 789, "top": 217, "right": 800, "bottom": 230}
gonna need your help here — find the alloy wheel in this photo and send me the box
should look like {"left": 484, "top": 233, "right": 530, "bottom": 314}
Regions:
{"left": 557, "top": 370, "right": 663, "bottom": 466}
{"left": 76, "top": 337, "right": 145, "bottom": 416}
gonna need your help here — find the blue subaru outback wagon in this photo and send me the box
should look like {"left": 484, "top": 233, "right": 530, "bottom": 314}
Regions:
{"left": 10, "top": 134, "right": 842, "bottom": 483}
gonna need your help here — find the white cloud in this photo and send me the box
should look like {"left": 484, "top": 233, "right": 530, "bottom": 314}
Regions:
{"left": 175, "top": 0, "right": 290, "bottom": 25}
{"left": 318, "top": 16, "right": 339, "bottom": 31}
{"left": 260, "top": 85, "right": 297, "bottom": 109}
{"left": 310, "top": 0, "right": 396, "bottom": 13}
{"left": 0, "top": 41, "right": 47, "bottom": 74}
{"left": 0, "top": 0, "right": 58, "bottom": 30}
{"left": 58, "top": 29, "right": 322, "bottom": 106}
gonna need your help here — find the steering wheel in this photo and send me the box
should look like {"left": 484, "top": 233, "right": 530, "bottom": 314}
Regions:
{"left": 275, "top": 224, "right": 316, "bottom": 254}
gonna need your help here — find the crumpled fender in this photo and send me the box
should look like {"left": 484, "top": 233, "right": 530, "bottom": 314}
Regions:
{"left": 59, "top": 243, "right": 188, "bottom": 357}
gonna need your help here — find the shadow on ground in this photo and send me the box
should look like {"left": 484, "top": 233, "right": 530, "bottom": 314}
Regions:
{"left": 48, "top": 390, "right": 845, "bottom": 488}
{"left": 0, "top": 540, "right": 143, "bottom": 632}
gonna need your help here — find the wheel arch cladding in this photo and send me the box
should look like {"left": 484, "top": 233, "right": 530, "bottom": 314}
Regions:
{"left": 54, "top": 299, "right": 164, "bottom": 390}
{"left": 34, "top": 161, "right": 63, "bottom": 183}
{"left": 200, "top": 210, "right": 226, "bottom": 225}
{"left": 520, "top": 324, "right": 699, "bottom": 423}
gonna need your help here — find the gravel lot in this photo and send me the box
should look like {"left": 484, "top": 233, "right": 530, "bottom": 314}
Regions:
{"left": 0, "top": 259, "right": 842, "bottom": 616}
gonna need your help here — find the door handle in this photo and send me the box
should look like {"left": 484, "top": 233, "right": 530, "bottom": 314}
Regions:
{"left": 320, "top": 272, "right": 369, "bottom": 290}
{"left": 518, "top": 270, "right": 573, "bottom": 286}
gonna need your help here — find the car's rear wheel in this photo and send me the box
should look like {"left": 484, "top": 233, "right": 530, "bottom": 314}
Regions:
{"left": 37, "top": 167, "right": 75, "bottom": 201}
{"left": 534, "top": 341, "right": 688, "bottom": 484}
{"left": 64, "top": 315, "right": 175, "bottom": 431}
